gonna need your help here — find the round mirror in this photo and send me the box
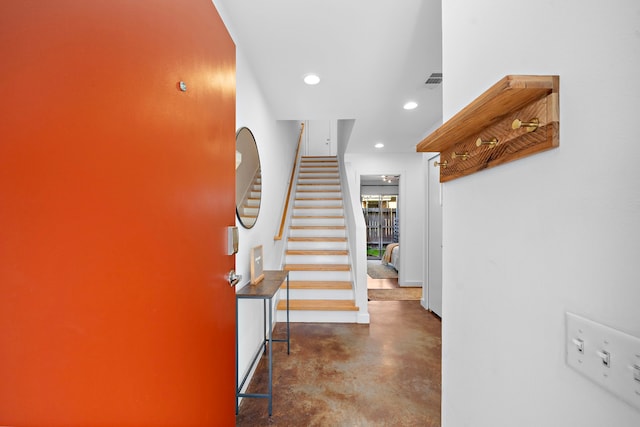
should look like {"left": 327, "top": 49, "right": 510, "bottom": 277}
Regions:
{"left": 235, "top": 127, "right": 261, "bottom": 228}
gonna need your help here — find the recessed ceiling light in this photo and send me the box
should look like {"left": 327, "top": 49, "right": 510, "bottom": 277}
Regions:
{"left": 403, "top": 101, "right": 418, "bottom": 110}
{"left": 374, "top": 143, "right": 384, "bottom": 149}
{"left": 303, "top": 74, "right": 320, "bottom": 85}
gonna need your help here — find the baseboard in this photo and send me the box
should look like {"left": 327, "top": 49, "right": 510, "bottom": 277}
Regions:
{"left": 357, "top": 311, "right": 370, "bottom": 324}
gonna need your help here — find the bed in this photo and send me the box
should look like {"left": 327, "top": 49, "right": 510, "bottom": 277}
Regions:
{"left": 381, "top": 243, "right": 399, "bottom": 271}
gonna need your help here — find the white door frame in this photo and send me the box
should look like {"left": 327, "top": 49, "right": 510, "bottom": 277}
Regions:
{"left": 426, "top": 153, "right": 443, "bottom": 317}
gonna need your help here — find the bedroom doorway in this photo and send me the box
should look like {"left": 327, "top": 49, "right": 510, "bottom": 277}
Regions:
{"left": 361, "top": 174, "right": 420, "bottom": 302}
{"left": 360, "top": 175, "right": 399, "bottom": 261}
{"left": 362, "top": 194, "right": 398, "bottom": 260}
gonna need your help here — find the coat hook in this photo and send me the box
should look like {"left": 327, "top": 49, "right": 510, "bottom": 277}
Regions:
{"left": 476, "top": 137, "right": 498, "bottom": 147}
{"left": 433, "top": 160, "right": 448, "bottom": 168}
{"left": 451, "top": 152, "right": 470, "bottom": 161}
{"left": 512, "top": 118, "right": 539, "bottom": 132}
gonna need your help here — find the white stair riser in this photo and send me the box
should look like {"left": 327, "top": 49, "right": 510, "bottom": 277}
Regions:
{"left": 288, "top": 270, "right": 351, "bottom": 281}
{"left": 298, "top": 178, "right": 340, "bottom": 186}
{"left": 291, "top": 218, "right": 345, "bottom": 226}
{"left": 298, "top": 175, "right": 339, "bottom": 180}
{"left": 276, "top": 310, "right": 358, "bottom": 323}
{"left": 287, "top": 241, "right": 348, "bottom": 251}
{"left": 300, "top": 162, "right": 338, "bottom": 166}
{"left": 296, "top": 185, "right": 341, "bottom": 191}
{"left": 296, "top": 191, "right": 342, "bottom": 199}
{"left": 295, "top": 200, "right": 342, "bottom": 208}
{"left": 279, "top": 289, "right": 354, "bottom": 300}
{"left": 289, "top": 228, "right": 346, "bottom": 238}
{"left": 293, "top": 208, "right": 344, "bottom": 216}
{"left": 285, "top": 254, "right": 349, "bottom": 264}
{"left": 298, "top": 174, "right": 340, "bottom": 179}
{"left": 241, "top": 206, "right": 259, "bottom": 215}
{"left": 246, "top": 199, "right": 260, "bottom": 207}
{"left": 299, "top": 166, "right": 338, "bottom": 169}
{"left": 250, "top": 190, "right": 261, "bottom": 198}
{"left": 299, "top": 166, "right": 338, "bottom": 171}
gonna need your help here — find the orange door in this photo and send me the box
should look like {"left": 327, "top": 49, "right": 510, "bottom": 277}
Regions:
{"left": 0, "top": 1, "right": 236, "bottom": 425}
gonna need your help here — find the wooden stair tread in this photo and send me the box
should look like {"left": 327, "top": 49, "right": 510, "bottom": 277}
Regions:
{"left": 295, "top": 197, "right": 342, "bottom": 201}
{"left": 294, "top": 206, "right": 343, "bottom": 210}
{"left": 301, "top": 155, "right": 337, "bottom": 158}
{"left": 282, "top": 280, "right": 352, "bottom": 290}
{"left": 288, "top": 237, "right": 347, "bottom": 242}
{"left": 292, "top": 215, "right": 344, "bottom": 219}
{"left": 297, "top": 183, "right": 340, "bottom": 185}
{"left": 296, "top": 189, "right": 341, "bottom": 192}
{"left": 285, "top": 264, "right": 351, "bottom": 271}
{"left": 290, "top": 225, "right": 345, "bottom": 230}
{"left": 286, "top": 250, "right": 348, "bottom": 255}
{"left": 277, "top": 299, "right": 358, "bottom": 311}
{"left": 297, "top": 183, "right": 340, "bottom": 186}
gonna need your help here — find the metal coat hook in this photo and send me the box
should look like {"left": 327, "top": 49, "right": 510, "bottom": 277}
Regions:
{"left": 476, "top": 137, "right": 498, "bottom": 148}
{"left": 451, "top": 152, "right": 470, "bottom": 161}
{"left": 512, "top": 118, "right": 539, "bottom": 132}
{"left": 434, "top": 160, "right": 448, "bottom": 168}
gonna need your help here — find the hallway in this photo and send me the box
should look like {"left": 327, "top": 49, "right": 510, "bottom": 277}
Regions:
{"left": 236, "top": 301, "right": 441, "bottom": 426}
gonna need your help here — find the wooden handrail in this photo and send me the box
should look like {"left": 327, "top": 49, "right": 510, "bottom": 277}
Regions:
{"left": 274, "top": 122, "right": 305, "bottom": 240}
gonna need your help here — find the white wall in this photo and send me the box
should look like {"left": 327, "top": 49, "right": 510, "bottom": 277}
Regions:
{"left": 441, "top": 1, "right": 640, "bottom": 426}
{"left": 344, "top": 152, "right": 425, "bottom": 287}
{"left": 235, "top": 51, "right": 299, "bottom": 387}
{"left": 216, "top": 3, "right": 301, "bottom": 388}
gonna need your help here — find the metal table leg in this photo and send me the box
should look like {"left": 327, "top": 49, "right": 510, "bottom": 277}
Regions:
{"left": 268, "top": 296, "right": 273, "bottom": 416}
{"left": 235, "top": 296, "right": 239, "bottom": 415}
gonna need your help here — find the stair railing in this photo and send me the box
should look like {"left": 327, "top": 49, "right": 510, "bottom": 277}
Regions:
{"left": 274, "top": 122, "right": 305, "bottom": 240}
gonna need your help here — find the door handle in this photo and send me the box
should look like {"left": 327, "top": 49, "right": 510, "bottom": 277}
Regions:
{"left": 226, "top": 270, "right": 241, "bottom": 287}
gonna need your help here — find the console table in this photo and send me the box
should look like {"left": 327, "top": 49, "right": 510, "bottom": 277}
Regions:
{"left": 235, "top": 270, "right": 290, "bottom": 416}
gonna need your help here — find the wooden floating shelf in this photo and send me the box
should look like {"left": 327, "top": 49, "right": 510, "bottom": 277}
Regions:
{"left": 417, "top": 75, "right": 559, "bottom": 182}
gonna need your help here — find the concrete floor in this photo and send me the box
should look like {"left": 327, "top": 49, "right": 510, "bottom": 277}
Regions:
{"left": 235, "top": 300, "right": 442, "bottom": 426}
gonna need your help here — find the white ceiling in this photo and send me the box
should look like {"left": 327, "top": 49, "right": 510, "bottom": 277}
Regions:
{"left": 214, "top": 0, "right": 443, "bottom": 154}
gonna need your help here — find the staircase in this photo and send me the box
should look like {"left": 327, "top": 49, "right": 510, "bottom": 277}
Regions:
{"left": 237, "top": 170, "right": 261, "bottom": 226}
{"left": 276, "top": 156, "right": 359, "bottom": 323}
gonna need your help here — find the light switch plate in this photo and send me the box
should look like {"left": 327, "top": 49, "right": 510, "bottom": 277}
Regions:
{"left": 566, "top": 312, "right": 640, "bottom": 411}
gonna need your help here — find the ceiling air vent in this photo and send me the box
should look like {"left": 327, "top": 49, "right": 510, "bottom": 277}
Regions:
{"left": 425, "top": 72, "right": 442, "bottom": 85}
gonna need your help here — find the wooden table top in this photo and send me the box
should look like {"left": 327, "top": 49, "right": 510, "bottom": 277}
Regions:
{"left": 236, "top": 270, "right": 288, "bottom": 299}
